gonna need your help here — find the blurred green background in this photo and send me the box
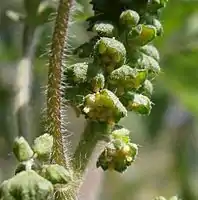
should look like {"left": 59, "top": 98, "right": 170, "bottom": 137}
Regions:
{"left": 0, "top": 0, "right": 198, "bottom": 200}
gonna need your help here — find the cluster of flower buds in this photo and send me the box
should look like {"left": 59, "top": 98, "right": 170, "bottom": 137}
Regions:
{"left": 0, "top": 134, "right": 71, "bottom": 200}
{"left": 64, "top": 0, "right": 168, "bottom": 172}
{"left": 97, "top": 127, "right": 138, "bottom": 172}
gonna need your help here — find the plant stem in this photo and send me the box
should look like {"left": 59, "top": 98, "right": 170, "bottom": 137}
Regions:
{"left": 72, "top": 121, "right": 111, "bottom": 173}
{"left": 47, "top": 0, "right": 72, "bottom": 166}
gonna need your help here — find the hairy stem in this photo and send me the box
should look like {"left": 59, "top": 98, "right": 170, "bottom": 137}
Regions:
{"left": 72, "top": 121, "right": 111, "bottom": 173}
{"left": 47, "top": 0, "right": 72, "bottom": 166}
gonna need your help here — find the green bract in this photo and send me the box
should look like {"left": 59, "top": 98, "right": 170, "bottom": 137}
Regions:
{"left": 93, "top": 21, "right": 117, "bottom": 37}
{"left": 128, "top": 24, "right": 157, "bottom": 46}
{"left": 94, "top": 37, "right": 126, "bottom": 72}
{"left": 32, "top": 133, "right": 53, "bottom": 161}
{"left": 0, "top": 170, "right": 53, "bottom": 200}
{"left": 40, "top": 164, "right": 71, "bottom": 185}
{"left": 83, "top": 89, "right": 127, "bottom": 123}
{"left": 121, "top": 92, "right": 152, "bottom": 115}
{"left": 119, "top": 10, "right": 140, "bottom": 28}
{"left": 108, "top": 65, "right": 147, "bottom": 91}
{"left": 13, "top": 137, "right": 34, "bottom": 162}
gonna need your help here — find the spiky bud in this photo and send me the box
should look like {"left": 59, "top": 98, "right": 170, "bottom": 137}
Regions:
{"left": 140, "top": 44, "right": 160, "bottom": 62}
{"left": 108, "top": 65, "right": 147, "bottom": 92}
{"left": 13, "top": 137, "right": 34, "bottom": 162}
{"left": 65, "top": 62, "right": 89, "bottom": 84}
{"left": 137, "top": 53, "right": 160, "bottom": 74}
{"left": 91, "top": 73, "right": 105, "bottom": 92}
{"left": 119, "top": 10, "right": 140, "bottom": 28}
{"left": 0, "top": 170, "right": 53, "bottom": 200}
{"left": 40, "top": 164, "right": 71, "bottom": 185}
{"left": 83, "top": 89, "right": 127, "bottom": 123}
{"left": 94, "top": 37, "right": 126, "bottom": 72}
{"left": 97, "top": 127, "right": 138, "bottom": 172}
{"left": 93, "top": 21, "right": 117, "bottom": 37}
{"left": 32, "top": 133, "right": 53, "bottom": 161}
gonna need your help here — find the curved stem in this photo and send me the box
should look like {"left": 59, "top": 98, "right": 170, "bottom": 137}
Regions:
{"left": 47, "top": 0, "right": 72, "bottom": 166}
{"left": 72, "top": 121, "right": 111, "bottom": 173}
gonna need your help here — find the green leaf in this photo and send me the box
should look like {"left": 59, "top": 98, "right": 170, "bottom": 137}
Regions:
{"left": 40, "top": 164, "right": 71, "bottom": 184}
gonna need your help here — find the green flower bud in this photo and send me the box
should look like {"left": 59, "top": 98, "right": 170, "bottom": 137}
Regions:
{"left": 83, "top": 89, "right": 127, "bottom": 124}
{"left": 119, "top": 10, "right": 140, "bottom": 28}
{"left": 153, "top": 18, "right": 163, "bottom": 36}
{"left": 108, "top": 65, "right": 147, "bottom": 91}
{"left": 97, "top": 127, "right": 138, "bottom": 172}
{"left": 94, "top": 37, "right": 126, "bottom": 72}
{"left": 111, "top": 127, "right": 130, "bottom": 143}
{"left": 91, "top": 73, "right": 105, "bottom": 92}
{"left": 92, "top": 21, "right": 117, "bottom": 37}
{"left": 0, "top": 170, "right": 53, "bottom": 200}
{"left": 13, "top": 137, "right": 34, "bottom": 162}
{"left": 121, "top": 92, "right": 152, "bottom": 115}
{"left": 138, "top": 79, "right": 153, "bottom": 97}
{"left": 137, "top": 53, "right": 160, "bottom": 74}
{"left": 140, "top": 45, "right": 160, "bottom": 62}
{"left": 65, "top": 62, "right": 88, "bottom": 84}
{"left": 128, "top": 24, "right": 157, "bottom": 46}
{"left": 40, "top": 164, "right": 71, "bottom": 184}
{"left": 32, "top": 134, "right": 53, "bottom": 161}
